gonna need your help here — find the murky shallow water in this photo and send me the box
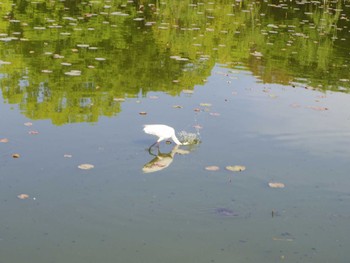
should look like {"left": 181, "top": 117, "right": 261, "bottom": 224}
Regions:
{"left": 1, "top": 65, "right": 350, "bottom": 262}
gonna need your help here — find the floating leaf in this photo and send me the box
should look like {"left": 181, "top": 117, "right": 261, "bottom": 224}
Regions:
{"left": 173, "top": 105, "right": 183, "bottom": 109}
{"left": 113, "top": 98, "right": 125, "bottom": 102}
{"left": 193, "top": 124, "right": 203, "bottom": 129}
{"left": 226, "top": 165, "right": 246, "bottom": 172}
{"left": 139, "top": 112, "right": 147, "bottom": 115}
{"left": 182, "top": 89, "right": 194, "bottom": 94}
{"left": 175, "top": 149, "right": 190, "bottom": 155}
{"left": 12, "top": 153, "right": 20, "bottom": 158}
{"left": 0, "top": 138, "right": 9, "bottom": 143}
{"left": 200, "top": 103, "right": 212, "bottom": 107}
{"left": 268, "top": 182, "right": 285, "bottom": 188}
{"left": 205, "top": 166, "right": 220, "bottom": 171}
{"left": 78, "top": 164, "right": 94, "bottom": 170}
{"left": 308, "top": 106, "right": 328, "bottom": 111}
{"left": 17, "top": 194, "right": 29, "bottom": 200}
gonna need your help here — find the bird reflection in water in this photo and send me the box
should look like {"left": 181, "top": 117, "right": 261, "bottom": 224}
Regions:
{"left": 142, "top": 145, "right": 189, "bottom": 173}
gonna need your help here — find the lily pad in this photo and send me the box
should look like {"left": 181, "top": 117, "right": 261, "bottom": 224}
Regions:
{"left": 78, "top": 164, "right": 94, "bottom": 170}
{"left": 205, "top": 166, "right": 220, "bottom": 171}
{"left": 226, "top": 165, "right": 246, "bottom": 172}
{"left": 268, "top": 182, "right": 285, "bottom": 188}
{"left": 17, "top": 194, "right": 29, "bottom": 200}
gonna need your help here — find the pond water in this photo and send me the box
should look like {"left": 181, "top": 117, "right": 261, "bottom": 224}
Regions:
{"left": 1, "top": 1, "right": 350, "bottom": 262}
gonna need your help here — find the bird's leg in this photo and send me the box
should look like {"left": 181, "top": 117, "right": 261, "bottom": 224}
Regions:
{"left": 148, "top": 141, "right": 159, "bottom": 155}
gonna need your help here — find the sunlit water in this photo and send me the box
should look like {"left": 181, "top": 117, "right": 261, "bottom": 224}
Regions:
{"left": 1, "top": 1, "right": 350, "bottom": 263}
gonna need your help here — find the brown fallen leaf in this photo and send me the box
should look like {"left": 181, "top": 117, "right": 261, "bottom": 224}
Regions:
{"left": 0, "top": 138, "right": 9, "bottom": 143}
{"left": 139, "top": 112, "right": 147, "bottom": 115}
{"left": 268, "top": 182, "right": 285, "bottom": 188}
{"left": 12, "top": 153, "right": 20, "bottom": 158}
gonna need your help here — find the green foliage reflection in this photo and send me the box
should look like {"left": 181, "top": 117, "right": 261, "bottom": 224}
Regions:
{"left": 0, "top": 0, "right": 349, "bottom": 124}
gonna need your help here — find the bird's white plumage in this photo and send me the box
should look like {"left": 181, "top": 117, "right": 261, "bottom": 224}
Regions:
{"left": 143, "top": 124, "right": 182, "bottom": 145}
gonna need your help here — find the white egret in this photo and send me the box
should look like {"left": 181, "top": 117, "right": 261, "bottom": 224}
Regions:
{"left": 143, "top": 124, "right": 185, "bottom": 148}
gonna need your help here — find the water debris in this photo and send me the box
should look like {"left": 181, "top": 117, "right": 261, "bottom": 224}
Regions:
{"left": 17, "top": 194, "right": 29, "bottom": 200}
{"left": 113, "top": 98, "right": 125, "bottom": 102}
{"left": 139, "top": 112, "right": 147, "bottom": 115}
{"left": 226, "top": 165, "right": 246, "bottom": 172}
{"left": 76, "top": 44, "right": 90, "bottom": 48}
{"left": 182, "top": 89, "right": 194, "bottom": 94}
{"left": 95, "top": 57, "right": 106, "bottom": 61}
{"left": 200, "top": 103, "right": 212, "bottom": 107}
{"left": 24, "top": 122, "right": 33, "bottom": 126}
{"left": 78, "top": 164, "right": 94, "bottom": 170}
{"left": 268, "top": 182, "right": 285, "bottom": 188}
{"left": 110, "top": 12, "right": 129, "bottom": 16}
{"left": 214, "top": 207, "right": 238, "bottom": 217}
{"left": 64, "top": 154, "right": 72, "bottom": 158}
{"left": 251, "top": 51, "right": 263, "bottom": 57}
{"left": 12, "top": 153, "right": 21, "bottom": 158}
{"left": 0, "top": 60, "right": 11, "bottom": 65}
{"left": 41, "top": 69, "right": 53, "bottom": 73}
{"left": 209, "top": 112, "right": 220, "bottom": 116}
{"left": 307, "top": 106, "right": 328, "bottom": 111}
{"left": 28, "top": 130, "right": 39, "bottom": 135}
{"left": 205, "top": 166, "right": 220, "bottom": 171}
{"left": 65, "top": 70, "right": 81, "bottom": 76}
{"left": 173, "top": 105, "right": 183, "bottom": 109}
{"left": 0, "top": 138, "right": 9, "bottom": 143}
{"left": 170, "top": 56, "right": 190, "bottom": 61}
